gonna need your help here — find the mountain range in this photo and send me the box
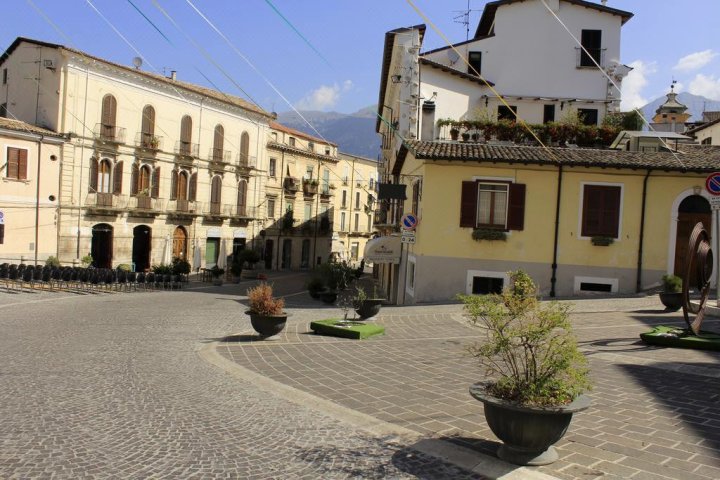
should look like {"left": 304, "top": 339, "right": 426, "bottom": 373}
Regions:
{"left": 276, "top": 93, "right": 720, "bottom": 158}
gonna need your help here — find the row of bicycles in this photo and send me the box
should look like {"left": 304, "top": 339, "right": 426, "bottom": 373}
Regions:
{"left": 0, "top": 263, "right": 188, "bottom": 293}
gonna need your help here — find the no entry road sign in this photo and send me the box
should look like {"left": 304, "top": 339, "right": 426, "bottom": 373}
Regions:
{"left": 400, "top": 213, "right": 419, "bottom": 231}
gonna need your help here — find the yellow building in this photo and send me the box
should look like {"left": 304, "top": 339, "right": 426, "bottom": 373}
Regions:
{"left": 375, "top": 141, "right": 720, "bottom": 303}
{"left": 0, "top": 117, "right": 65, "bottom": 264}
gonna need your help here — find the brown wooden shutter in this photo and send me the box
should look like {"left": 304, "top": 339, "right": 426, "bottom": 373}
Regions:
{"left": 113, "top": 161, "right": 123, "bottom": 194}
{"left": 17, "top": 148, "right": 27, "bottom": 180}
{"left": 211, "top": 176, "right": 222, "bottom": 203}
{"left": 101, "top": 95, "right": 117, "bottom": 139}
{"left": 604, "top": 187, "right": 621, "bottom": 237}
{"left": 130, "top": 163, "right": 139, "bottom": 195}
{"left": 151, "top": 167, "right": 160, "bottom": 198}
{"left": 507, "top": 183, "right": 526, "bottom": 231}
{"left": 0, "top": 224, "right": 4, "bottom": 244}
{"left": 7, "top": 147, "right": 18, "bottom": 179}
{"left": 89, "top": 157, "right": 98, "bottom": 192}
{"left": 237, "top": 180, "right": 246, "bottom": 208}
{"left": 181, "top": 116, "right": 192, "bottom": 144}
{"left": 189, "top": 173, "right": 197, "bottom": 201}
{"left": 460, "top": 181, "right": 477, "bottom": 227}
{"left": 213, "top": 125, "right": 224, "bottom": 160}
{"left": 170, "top": 170, "right": 178, "bottom": 201}
{"left": 142, "top": 105, "right": 155, "bottom": 135}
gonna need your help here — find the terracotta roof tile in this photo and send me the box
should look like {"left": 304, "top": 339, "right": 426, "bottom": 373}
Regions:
{"left": 0, "top": 117, "right": 63, "bottom": 137}
{"left": 405, "top": 140, "right": 720, "bottom": 172}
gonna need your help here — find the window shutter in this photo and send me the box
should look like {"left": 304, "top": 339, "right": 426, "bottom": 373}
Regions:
{"left": 17, "top": 148, "right": 28, "bottom": 180}
{"left": 604, "top": 187, "right": 621, "bottom": 237}
{"left": 170, "top": 170, "right": 178, "bottom": 201}
{"left": 113, "top": 161, "right": 123, "bottom": 194}
{"left": 507, "top": 183, "right": 526, "bottom": 231}
{"left": 460, "top": 181, "right": 477, "bottom": 227}
{"left": 151, "top": 167, "right": 160, "bottom": 198}
{"left": 89, "top": 157, "right": 98, "bottom": 192}
{"left": 7, "top": 147, "right": 19, "bottom": 179}
{"left": 130, "top": 163, "right": 139, "bottom": 195}
{"left": 189, "top": 173, "right": 197, "bottom": 201}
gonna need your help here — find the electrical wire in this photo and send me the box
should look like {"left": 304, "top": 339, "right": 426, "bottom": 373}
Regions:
{"left": 262, "top": 0, "right": 332, "bottom": 68}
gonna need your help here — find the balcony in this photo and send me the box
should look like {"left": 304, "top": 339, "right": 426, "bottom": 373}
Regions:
{"left": 166, "top": 199, "right": 198, "bottom": 217}
{"left": 202, "top": 202, "right": 227, "bottom": 219}
{"left": 129, "top": 195, "right": 162, "bottom": 216}
{"left": 94, "top": 124, "right": 126, "bottom": 145}
{"left": 134, "top": 132, "right": 163, "bottom": 152}
{"left": 576, "top": 47, "right": 605, "bottom": 68}
{"left": 283, "top": 177, "right": 299, "bottom": 195}
{"left": 85, "top": 192, "right": 125, "bottom": 214}
{"left": 226, "top": 204, "right": 256, "bottom": 220}
{"left": 302, "top": 180, "right": 318, "bottom": 196}
{"left": 236, "top": 153, "right": 257, "bottom": 170}
{"left": 174, "top": 141, "right": 199, "bottom": 165}
{"left": 373, "top": 208, "right": 395, "bottom": 228}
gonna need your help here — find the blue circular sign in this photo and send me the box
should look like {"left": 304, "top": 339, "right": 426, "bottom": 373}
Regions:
{"left": 401, "top": 213, "right": 418, "bottom": 230}
{"left": 707, "top": 173, "right": 720, "bottom": 196}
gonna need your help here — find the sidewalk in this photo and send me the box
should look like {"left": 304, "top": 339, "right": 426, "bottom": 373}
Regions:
{"left": 213, "top": 291, "right": 720, "bottom": 479}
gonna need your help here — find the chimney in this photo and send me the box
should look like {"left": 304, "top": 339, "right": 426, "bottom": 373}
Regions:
{"left": 170, "top": 70, "right": 177, "bottom": 81}
{"left": 601, "top": 0, "right": 608, "bottom": 5}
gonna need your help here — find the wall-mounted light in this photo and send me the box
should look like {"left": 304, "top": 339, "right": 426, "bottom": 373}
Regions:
{"left": 693, "top": 185, "right": 702, "bottom": 195}
{"left": 391, "top": 75, "right": 402, "bottom": 84}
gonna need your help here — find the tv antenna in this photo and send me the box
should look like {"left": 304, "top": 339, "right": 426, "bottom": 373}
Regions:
{"left": 453, "top": 0, "right": 480, "bottom": 41}
{"left": 132, "top": 57, "right": 143, "bottom": 70}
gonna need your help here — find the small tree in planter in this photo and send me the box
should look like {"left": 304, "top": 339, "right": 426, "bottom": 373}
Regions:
{"left": 246, "top": 283, "right": 287, "bottom": 337}
{"left": 659, "top": 274, "right": 683, "bottom": 311}
{"left": 353, "top": 284, "right": 385, "bottom": 320}
{"left": 460, "top": 270, "right": 591, "bottom": 466}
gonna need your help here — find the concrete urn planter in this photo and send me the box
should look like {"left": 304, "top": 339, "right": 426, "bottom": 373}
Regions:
{"left": 659, "top": 292, "right": 683, "bottom": 311}
{"left": 470, "top": 382, "right": 590, "bottom": 466}
{"left": 246, "top": 311, "right": 288, "bottom": 337}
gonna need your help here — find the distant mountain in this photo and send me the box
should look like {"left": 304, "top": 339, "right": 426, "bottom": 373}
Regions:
{"left": 276, "top": 106, "right": 380, "bottom": 159}
{"left": 640, "top": 92, "right": 720, "bottom": 123}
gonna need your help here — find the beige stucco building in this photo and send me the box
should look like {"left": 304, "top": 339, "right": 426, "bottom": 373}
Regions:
{"left": 0, "top": 117, "right": 65, "bottom": 264}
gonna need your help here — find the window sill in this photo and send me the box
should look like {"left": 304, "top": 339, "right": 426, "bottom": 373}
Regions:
{"left": 2, "top": 177, "right": 31, "bottom": 184}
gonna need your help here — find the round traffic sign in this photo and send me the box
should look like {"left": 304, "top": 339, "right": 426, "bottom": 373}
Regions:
{"left": 706, "top": 172, "right": 720, "bottom": 196}
{"left": 400, "top": 213, "right": 419, "bottom": 230}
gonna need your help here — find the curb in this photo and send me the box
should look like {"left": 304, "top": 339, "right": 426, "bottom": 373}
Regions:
{"left": 198, "top": 341, "right": 559, "bottom": 480}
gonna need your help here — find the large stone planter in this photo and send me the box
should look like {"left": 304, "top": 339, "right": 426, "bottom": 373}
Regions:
{"left": 469, "top": 382, "right": 590, "bottom": 466}
{"left": 659, "top": 292, "right": 682, "bottom": 311}
{"left": 246, "top": 310, "right": 288, "bottom": 338}
{"left": 354, "top": 299, "right": 383, "bottom": 320}
{"left": 319, "top": 289, "right": 338, "bottom": 304}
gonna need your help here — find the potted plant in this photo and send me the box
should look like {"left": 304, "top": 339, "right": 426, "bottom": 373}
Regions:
{"left": 353, "top": 285, "right": 385, "bottom": 320}
{"left": 459, "top": 270, "right": 591, "bottom": 466}
{"left": 246, "top": 283, "right": 287, "bottom": 337}
{"left": 449, "top": 127, "right": 460, "bottom": 141}
{"left": 591, "top": 236, "right": 614, "bottom": 246}
{"left": 210, "top": 265, "right": 224, "bottom": 286}
{"left": 230, "top": 255, "right": 244, "bottom": 283}
{"left": 306, "top": 276, "right": 325, "bottom": 299}
{"left": 659, "top": 274, "right": 683, "bottom": 311}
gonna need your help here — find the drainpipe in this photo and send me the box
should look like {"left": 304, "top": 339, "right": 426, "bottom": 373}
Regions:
{"left": 34, "top": 135, "right": 44, "bottom": 265}
{"left": 636, "top": 169, "right": 652, "bottom": 293}
{"left": 550, "top": 165, "right": 563, "bottom": 297}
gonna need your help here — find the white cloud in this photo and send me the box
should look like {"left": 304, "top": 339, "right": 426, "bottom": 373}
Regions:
{"left": 673, "top": 49, "right": 717, "bottom": 72}
{"left": 620, "top": 60, "right": 657, "bottom": 110}
{"left": 295, "top": 80, "right": 354, "bottom": 110}
{"left": 688, "top": 73, "right": 720, "bottom": 99}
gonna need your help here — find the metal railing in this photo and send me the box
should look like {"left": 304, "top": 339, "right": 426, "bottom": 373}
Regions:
{"left": 134, "top": 132, "right": 163, "bottom": 151}
{"left": 174, "top": 141, "right": 199, "bottom": 158}
{"left": 94, "top": 124, "right": 127, "bottom": 144}
{"left": 225, "top": 204, "right": 256, "bottom": 218}
{"left": 167, "top": 199, "right": 198, "bottom": 214}
{"left": 236, "top": 153, "right": 257, "bottom": 169}
{"left": 129, "top": 195, "right": 162, "bottom": 211}
{"left": 209, "top": 148, "right": 232, "bottom": 163}
{"left": 85, "top": 192, "right": 126, "bottom": 209}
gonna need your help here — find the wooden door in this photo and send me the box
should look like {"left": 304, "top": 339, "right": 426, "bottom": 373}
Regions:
{"left": 674, "top": 195, "right": 711, "bottom": 277}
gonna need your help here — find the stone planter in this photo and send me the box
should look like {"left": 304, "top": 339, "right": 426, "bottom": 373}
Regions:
{"left": 659, "top": 292, "right": 683, "bottom": 311}
{"left": 354, "top": 299, "right": 383, "bottom": 320}
{"left": 246, "top": 311, "right": 288, "bottom": 337}
{"left": 319, "top": 289, "right": 338, "bottom": 304}
{"left": 469, "top": 382, "right": 590, "bottom": 466}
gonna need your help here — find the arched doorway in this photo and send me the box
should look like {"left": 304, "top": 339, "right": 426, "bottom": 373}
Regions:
{"left": 674, "top": 195, "right": 711, "bottom": 276}
{"left": 173, "top": 226, "right": 188, "bottom": 260}
{"left": 91, "top": 223, "right": 113, "bottom": 268}
{"left": 132, "top": 225, "right": 152, "bottom": 272}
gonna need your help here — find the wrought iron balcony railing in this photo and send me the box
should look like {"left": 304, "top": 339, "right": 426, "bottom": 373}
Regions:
{"left": 93, "top": 124, "right": 127, "bottom": 144}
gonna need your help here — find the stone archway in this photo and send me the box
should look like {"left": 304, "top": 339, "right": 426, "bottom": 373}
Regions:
{"left": 674, "top": 195, "right": 711, "bottom": 277}
{"left": 132, "top": 225, "right": 152, "bottom": 272}
{"left": 91, "top": 223, "right": 113, "bottom": 268}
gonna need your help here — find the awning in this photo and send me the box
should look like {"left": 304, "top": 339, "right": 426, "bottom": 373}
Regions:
{"left": 363, "top": 235, "right": 401, "bottom": 264}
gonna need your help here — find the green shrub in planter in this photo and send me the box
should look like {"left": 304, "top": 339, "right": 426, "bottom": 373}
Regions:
{"left": 662, "top": 274, "right": 682, "bottom": 293}
{"left": 45, "top": 256, "right": 61, "bottom": 268}
{"left": 472, "top": 228, "right": 507, "bottom": 242}
{"left": 171, "top": 258, "right": 191, "bottom": 275}
{"left": 116, "top": 263, "right": 131, "bottom": 272}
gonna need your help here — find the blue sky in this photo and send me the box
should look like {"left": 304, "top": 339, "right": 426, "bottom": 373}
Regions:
{"left": 1, "top": 1, "right": 719, "bottom": 115}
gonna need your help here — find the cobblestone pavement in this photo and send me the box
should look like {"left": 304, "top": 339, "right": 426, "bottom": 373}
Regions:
{"left": 0, "top": 275, "right": 486, "bottom": 479}
{"left": 218, "top": 286, "right": 720, "bottom": 480}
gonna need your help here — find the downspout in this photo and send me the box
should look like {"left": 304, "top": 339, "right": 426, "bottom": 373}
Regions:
{"left": 550, "top": 165, "right": 563, "bottom": 297}
{"left": 636, "top": 169, "right": 652, "bottom": 293}
{"left": 35, "top": 135, "right": 44, "bottom": 265}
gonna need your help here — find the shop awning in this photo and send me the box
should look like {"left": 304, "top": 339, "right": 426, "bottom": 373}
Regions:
{"left": 363, "top": 235, "right": 401, "bottom": 264}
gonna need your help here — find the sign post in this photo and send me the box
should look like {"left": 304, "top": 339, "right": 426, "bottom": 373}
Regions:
{"left": 704, "top": 173, "right": 720, "bottom": 306}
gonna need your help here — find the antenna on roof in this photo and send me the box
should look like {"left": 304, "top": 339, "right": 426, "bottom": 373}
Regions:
{"left": 452, "top": 0, "right": 480, "bottom": 41}
{"left": 132, "top": 57, "right": 143, "bottom": 70}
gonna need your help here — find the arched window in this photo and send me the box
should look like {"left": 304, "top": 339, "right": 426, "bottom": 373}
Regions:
{"left": 240, "top": 131, "right": 250, "bottom": 166}
{"left": 100, "top": 94, "right": 117, "bottom": 140}
{"left": 180, "top": 115, "right": 192, "bottom": 155}
{"left": 98, "top": 159, "right": 112, "bottom": 193}
{"left": 210, "top": 175, "right": 222, "bottom": 214}
{"left": 213, "top": 124, "right": 224, "bottom": 161}
{"left": 141, "top": 105, "right": 156, "bottom": 148}
{"left": 177, "top": 171, "right": 188, "bottom": 201}
{"left": 237, "top": 179, "right": 247, "bottom": 216}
